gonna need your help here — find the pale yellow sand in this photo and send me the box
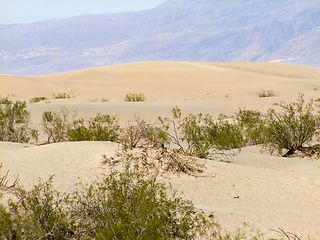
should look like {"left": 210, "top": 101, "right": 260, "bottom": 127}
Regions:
{"left": 1, "top": 61, "right": 320, "bottom": 238}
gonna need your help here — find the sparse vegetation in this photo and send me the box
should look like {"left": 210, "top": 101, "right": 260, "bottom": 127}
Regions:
{"left": 29, "top": 96, "right": 49, "bottom": 104}
{"left": 41, "top": 108, "right": 120, "bottom": 143}
{"left": 0, "top": 164, "right": 269, "bottom": 240}
{"left": 0, "top": 163, "right": 20, "bottom": 190}
{"left": 261, "top": 93, "right": 320, "bottom": 156}
{"left": 0, "top": 98, "right": 38, "bottom": 143}
{"left": 158, "top": 107, "right": 243, "bottom": 159}
{"left": 53, "top": 91, "right": 75, "bottom": 99}
{"left": 67, "top": 113, "right": 120, "bottom": 142}
{"left": 101, "top": 98, "right": 109, "bottom": 102}
{"left": 258, "top": 90, "right": 276, "bottom": 98}
{"left": 124, "top": 92, "right": 145, "bottom": 102}
{"left": 42, "top": 107, "right": 70, "bottom": 143}
{"left": 233, "top": 107, "right": 264, "bottom": 145}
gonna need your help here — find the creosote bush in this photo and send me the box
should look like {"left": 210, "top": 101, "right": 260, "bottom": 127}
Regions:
{"left": 53, "top": 91, "right": 75, "bottom": 99}
{"left": 0, "top": 164, "right": 268, "bottom": 240}
{"left": 261, "top": 93, "right": 320, "bottom": 156}
{"left": 158, "top": 107, "right": 243, "bottom": 159}
{"left": 124, "top": 92, "right": 146, "bottom": 102}
{"left": 29, "top": 96, "right": 49, "bottom": 104}
{"left": 42, "top": 107, "right": 70, "bottom": 143}
{"left": 67, "top": 113, "right": 120, "bottom": 142}
{"left": 233, "top": 107, "right": 264, "bottom": 146}
{"left": 258, "top": 90, "right": 276, "bottom": 98}
{"left": 42, "top": 108, "right": 120, "bottom": 143}
{"left": 118, "top": 116, "right": 168, "bottom": 150}
{"left": 0, "top": 98, "right": 38, "bottom": 143}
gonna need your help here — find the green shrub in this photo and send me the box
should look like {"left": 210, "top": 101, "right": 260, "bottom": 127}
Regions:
{"left": 42, "top": 107, "right": 70, "bottom": 143}
{"left": 124, "top": 93, "right": 145, "bottom": 102}
{"left": 258, "top": 90, "right": 276, "bottom": 98}
{"left": 233, "top": 108, "right": 264, "bottom": 145}
{"left": 261, "top": 93, "right": 320, "bottom": 156}
{"left": 0, "top": 163, "right": 276, "bottom": 239}
{"left": 159, "top": 107, "right": 243, "bottom": 158}
{"left": 0, "top": 98, "right": 38, "bottom": 143}
{"left": 101, "top": 98, "right": 109, "bottom": 102}
{"left": 67, "top": 113, "right": 120, "bottom": 142}
{"left": 29, "top": 96, "right": 49, "bottom": 104}
{"left": 118, "top": 117, "right": 168, "bottom": 150}
{"left": 69, "top": 114, "right": 119, "bottom": 142}
{"left": 53, "top": 91, "right": 74, "bottom": 99}
{"left": 1, "top": 176, "right": 73, "bottom": 239}
{"left": 71, "top": 164, "right": 200, "bottom": 239}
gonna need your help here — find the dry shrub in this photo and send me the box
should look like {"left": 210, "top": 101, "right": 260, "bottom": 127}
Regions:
{"left": 0, "top": 163, "right": 20, "bottom": 191}
{"left": 102, "top": 147, "right": 205, "bottom": 176}
{"left": 118, "top": 116, "right": 168, "bottom": 150}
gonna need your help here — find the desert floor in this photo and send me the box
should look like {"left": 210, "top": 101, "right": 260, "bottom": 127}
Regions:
{"left": 1, "top": 61, "right": 320, "bottom": 239}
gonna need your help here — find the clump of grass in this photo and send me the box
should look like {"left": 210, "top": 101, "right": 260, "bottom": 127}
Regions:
{"left": 124, "top": 93, "right": 145, "bottom": 102}
{"left": 101, "top": 98, "right": 109, "bottom": 102}
{"left": 29, "top": 97, "right": 48, "bottom": 104}
{"left": 53, "top": 91, "right": 74, "bottom": 99}
{"left": 258, "top": 90, "right": 276, "bottom": 98}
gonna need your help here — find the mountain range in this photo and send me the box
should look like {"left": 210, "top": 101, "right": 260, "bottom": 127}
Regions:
{"left": 0, "top": 0, "right": 319, "bottom": 75}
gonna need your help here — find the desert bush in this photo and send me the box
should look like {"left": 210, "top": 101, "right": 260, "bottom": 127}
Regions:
{"left": 118, "top": 117, "right": 168, "bottom": 150}
{"left": 261, "top": 93, "right": 320, "bottom": 156}
{"left": 0, "top": 163, "right": 20, "bottom": 190}
{"left": 258, "top": 90, "right": 276, "bottom": 98}
{"left": 0, "top": 97, "right": 12, "bottom": 104}
{"left": 88, "top": 113, "right": 120, "bottom": 141}
{"left": 0, "top": 98, "right": 38, "bottom": 143}
{"left": 0, "top": 163, "right": 278, "bottom": 240}
{"left": 124, "top": 92, "right": 145, "bottom": 102}
{"left": 67, "top": 113, "right": 120, "bottom": 142}
{"left": 66, "top": 118, "right": 93, "bottom": 141}
{"left": 29, "top": 96, "right": 49, "bottom": 104}
{"left": 101, "top": 98, "right": 109, "bottom": 102}
{"left": 42, "top": 107, "right": 70, "bottom": 143}
{"left": 71, "top": 163, "right": 202, "bottom": 239}
{"left": 53, "top": 91, "right": 74, "bottom": 99}
{"left": 233, "top": 108, "right": 264, "bottom": 145}
{"left": 1, "top": 176, "right": 73, "bottom": 239}
{"left": 158, "top": 107, "right": 243, "bottom": 158}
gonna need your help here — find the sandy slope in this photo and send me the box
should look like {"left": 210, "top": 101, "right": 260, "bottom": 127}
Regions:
{"left": 1, "top": 61, "right": 320, "bottom": 238}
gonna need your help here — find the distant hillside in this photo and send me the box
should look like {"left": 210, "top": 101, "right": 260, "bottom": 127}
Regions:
{"left": 0, "top": 0, "right": 319, "bottom": 75}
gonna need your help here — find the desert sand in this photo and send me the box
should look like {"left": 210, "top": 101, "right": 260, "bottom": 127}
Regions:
{"left": 1, "top": 61, "right": 320, "bottom": 238}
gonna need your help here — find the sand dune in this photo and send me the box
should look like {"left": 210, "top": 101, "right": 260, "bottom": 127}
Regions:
{"left": 1, "top": 61, "right": 320, "bottom": 238}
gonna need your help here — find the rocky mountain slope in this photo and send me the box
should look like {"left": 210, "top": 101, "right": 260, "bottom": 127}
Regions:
{"left": 0, "top": 0, "right": 319, "bottom": 75}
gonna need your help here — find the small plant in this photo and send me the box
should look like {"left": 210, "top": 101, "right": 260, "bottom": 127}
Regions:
{"left": 0, "top": 98, "right": 38, "bottom": 143}
{"left": 67, "top": 113, "right": 120, "bottom": 142}
{"left": 101, "top": 98, "right": 109, "bottom": 102}
{"left": 258, "top": 90, "right": 276, "bottom": 98}
{"left": 233, "top": 108, "right": 264, "bottom": 145}
{"left": 41, "top": 107, "right": 70, "bottom": 143}
{"left": 0, "top": 176, "right": 72, "bottom": 239}
{"left": 0, "top": 163, "right": 20, "bottom": 190}
{"left": 124, "top": 93, "right": 145, "bottom": 102}
{"left": 71, "top": 163, "right": 202, "bottom": 239}
{"left": 261, "top": 93, "right": 320, "bottom": 156}
{"left": 29, "top": 96, "right": 49, "bottom": 104}
{"left": 0, "top": 97, "right": 12, "bottom": 104}
{"left": 158, "top": 107, "right": 243, "bottom": 159}
{"left": 53, "top": 91, "right": 75, "bottom": 99}
{"left": 118, "top": 116, "right": 168, "bottom": 150}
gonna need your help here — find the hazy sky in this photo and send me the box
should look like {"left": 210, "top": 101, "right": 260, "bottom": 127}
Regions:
{"left": 0, "top": 0, "right": 167, "bottom": 25}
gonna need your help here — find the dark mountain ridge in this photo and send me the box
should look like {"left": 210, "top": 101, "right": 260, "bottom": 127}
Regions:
{"left": 0, "top": 0, "right": 319, "bottom": 75}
